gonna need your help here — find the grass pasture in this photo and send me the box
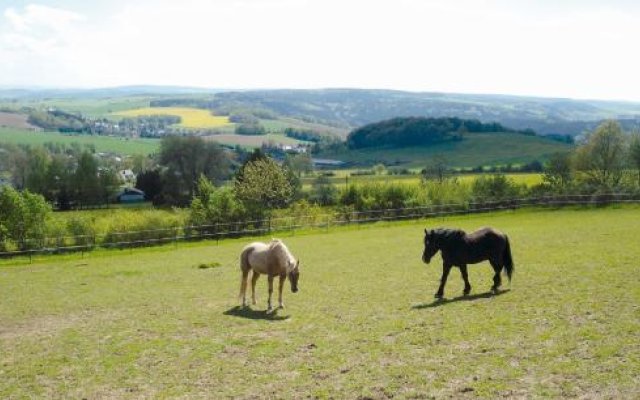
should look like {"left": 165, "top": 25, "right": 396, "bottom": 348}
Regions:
{"left": 0, "top": 127, "right": 160, "bottom": 156}
{"left": 114, "top": 107, "right": 232, "bottom": 129}
{"left": 203, "top": 133, "right": 308, "bottom": 148}
{"left": 1, "top": 206, "right": 639, "bottom": 398}
{"left": 319, "top": 132, "right": 573, "bottom": 168}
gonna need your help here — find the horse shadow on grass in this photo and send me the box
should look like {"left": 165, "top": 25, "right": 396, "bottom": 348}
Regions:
{"left": 223, "top": 305, "right": 290, "bottom": 321}
{"left": 412, "top": 289, "right": 510, "bottom": 310}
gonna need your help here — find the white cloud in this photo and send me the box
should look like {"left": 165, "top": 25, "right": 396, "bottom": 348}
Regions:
{"left": 1, "top": 0, "right": 640, "bottom": 100}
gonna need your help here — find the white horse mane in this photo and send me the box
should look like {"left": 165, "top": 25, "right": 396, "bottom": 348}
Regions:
{"left": 268, "top": 239, "right": 297, "bottom": 272}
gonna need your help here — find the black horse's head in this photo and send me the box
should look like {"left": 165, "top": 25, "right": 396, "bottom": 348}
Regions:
{"left": 422, "top": 229, "right": 439, "bottom": 264}
{"left": 288, "top": 260, "right": 300, "bottom": 293}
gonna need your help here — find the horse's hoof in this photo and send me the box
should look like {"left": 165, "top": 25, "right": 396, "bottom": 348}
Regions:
{"left": 434, "top": 293, "right": 444, "bottom": 299}
{"left": 278, "top": 304, "right": 285, "bottom": 309}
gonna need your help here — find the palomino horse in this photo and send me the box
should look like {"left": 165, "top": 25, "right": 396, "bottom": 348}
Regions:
{"left": 422, "top": 227, "right": 514, "bottom": 299}
{"left": 239, "top": 239, "right": 300, "bottom": 311}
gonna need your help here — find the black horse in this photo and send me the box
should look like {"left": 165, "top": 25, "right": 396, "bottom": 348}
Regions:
{"left": 422, "top": 227, "right": 514, "bottom": 299}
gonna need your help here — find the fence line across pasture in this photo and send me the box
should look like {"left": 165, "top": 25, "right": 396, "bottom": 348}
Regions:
{"left": 2, "top": 193, "right": 639, "bottom": 261}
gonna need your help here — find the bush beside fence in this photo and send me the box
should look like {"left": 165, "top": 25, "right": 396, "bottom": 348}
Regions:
{"left": 2, "top": 193, "right": 639, "bottom": 259}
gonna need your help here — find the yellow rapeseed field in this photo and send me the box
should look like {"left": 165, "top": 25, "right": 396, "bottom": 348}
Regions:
{"left": 115, "top": 107, "right": 232, "bottom": 129}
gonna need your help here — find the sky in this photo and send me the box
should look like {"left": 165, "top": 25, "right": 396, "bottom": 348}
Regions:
{"left": 1, "top": 0, "right": 640, "bottom": 101}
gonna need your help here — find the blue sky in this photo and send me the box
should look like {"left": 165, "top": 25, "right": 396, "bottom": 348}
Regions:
{"left": 1, "top": 1, "right": 640, "bottom": 101}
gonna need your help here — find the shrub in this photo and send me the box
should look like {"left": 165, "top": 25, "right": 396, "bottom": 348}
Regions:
{"left": 102, "top": 210, "right": 182, "bottom": 247}
{"left": 471, "top": 174, "right": 524, "bottom": 201}
{"left": 67, "top": 217, "right": 97, "bottom": 248}
{"left": 0, "top": 187, "right": 51, "bottom": 251}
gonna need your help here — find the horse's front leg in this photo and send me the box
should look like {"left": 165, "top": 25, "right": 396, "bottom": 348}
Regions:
{"left": 278, "top": 274, "right": 286, "bottom": 309}
{"left": 460, "top": 264, "right": 471, "bottom": 296}
{"left": 435, "top": 263, "right": 452, "bottom": 299}
{"left": 267, "top": 275, "right": 275, "bottom": 312}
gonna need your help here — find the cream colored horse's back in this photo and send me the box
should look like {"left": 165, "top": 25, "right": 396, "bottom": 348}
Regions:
{"left": 241, "top": 241, "right": 271, "bottom": 274}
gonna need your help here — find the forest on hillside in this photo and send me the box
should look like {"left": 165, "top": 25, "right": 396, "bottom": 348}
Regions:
{"left": 346, "top": 117, "right": 531, "bottom": 149}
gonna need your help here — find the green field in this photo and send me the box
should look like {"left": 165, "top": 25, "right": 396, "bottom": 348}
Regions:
{"left": 1, "top": 206, "right": 638, "bottom": 398}
{"left": 0, "top": 127, "right": 160, "bottom": 155}
{"left": 319, "top": 132, "right": 573, "bottom": 168}
{"left": 204, "top": 132, "right": 308, "bottom": 148}
{"left": 260, "top": 117, "right": 349, "bottom": 138}
{"left": 0, "top": 97, "right": 155, "bottom": 118}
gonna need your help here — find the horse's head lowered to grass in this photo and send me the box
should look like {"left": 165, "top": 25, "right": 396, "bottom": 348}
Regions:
{"left": 288, "top": 259, "right": 300, "bottom": 293}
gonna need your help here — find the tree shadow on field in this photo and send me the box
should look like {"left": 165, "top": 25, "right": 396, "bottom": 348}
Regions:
{"left": 412, "top": 289, "right": 510, "bottom": 310}
{"left": 223, "top": 306, "right": 290, "bottom": 321}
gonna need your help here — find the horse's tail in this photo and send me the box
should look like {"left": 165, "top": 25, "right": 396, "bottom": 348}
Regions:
{"left": 240, "top": 246, "right": 253, "bottom": 272}
{"left": 503, "top": 236, "right": 514, "bottom": 282}
{"left": 238, "top": 247, "right": 254, "bottom": 302}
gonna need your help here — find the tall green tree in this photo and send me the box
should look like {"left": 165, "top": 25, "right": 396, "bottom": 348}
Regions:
{"left": 158, "top": 136, "right": 231, "bottom": 205}
{"left": 574, "top": 120, "right": 627, "bottom": 189}
{"left": 45, "top": 154, "right": 73, "bottom": 209}
{"left": 234, "top": 157, "right": 293, "bottom": 218}
{"left": 73, "top": 151, "right": 101, "bottom": 206}
{"left": 543, "top": 152, "right": 573, "bottom": 190}
{"left": 25, "top": 147, "right": 50, "bottom": 195}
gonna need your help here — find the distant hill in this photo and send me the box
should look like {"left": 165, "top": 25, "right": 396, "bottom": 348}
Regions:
{"left": 209, "top": 89, "right": 640, "bottom": 137}
{"left": 4, "top": 86, "right": 640, "bottom": 138}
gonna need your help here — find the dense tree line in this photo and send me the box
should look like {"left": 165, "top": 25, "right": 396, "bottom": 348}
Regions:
{"left": 235, "top": 122, "right": 266, "bottom": 136}
{"left": 346, "top": 117, "right": 522, "bottom": 149}
{"left": 28, "top": 109, "right": 87, "bottom": 133}
{"left": 0, "top": 143, "right": 120, "bottom": 209}
{"left": 283, "top": 128, "right": 325, "bottom": 142}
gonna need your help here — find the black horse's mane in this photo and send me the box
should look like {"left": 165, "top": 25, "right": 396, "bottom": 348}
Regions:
{"left": 431, "top": 228, "right": 466, "bottom": 242}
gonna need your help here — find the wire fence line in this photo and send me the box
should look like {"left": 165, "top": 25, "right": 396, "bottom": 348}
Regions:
{"left": 2, "top": 193, "right": 640, "bottom": 260}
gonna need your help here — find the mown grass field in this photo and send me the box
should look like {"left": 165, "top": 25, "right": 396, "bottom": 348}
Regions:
{"left": 318, "top": 132, "right": 573, "bottom": 168}
{"left": 0, "top": 127, "right": 160, "bottom": 155}
{"left": 1, "top": 206, "right": 639, "bottom": 398}
{"left": 0, "top": 97, "right": 155, "bottom": 118}
{"left": 203, "top": 133, "right": 307, "bottom": 148}
{"left": 114, "top": 107, "right": 232, "bottom": 129}
{"left": 260, "top": 117, "right": 349, "bottom": 138}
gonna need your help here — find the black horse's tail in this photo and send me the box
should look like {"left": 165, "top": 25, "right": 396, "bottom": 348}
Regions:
{"left": 503, "top": 236, "right": 514, "bottom": 282}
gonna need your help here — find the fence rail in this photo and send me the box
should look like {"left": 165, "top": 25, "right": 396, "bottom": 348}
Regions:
{"left": 2, "top": 193, "right": 639, "bottom": 260}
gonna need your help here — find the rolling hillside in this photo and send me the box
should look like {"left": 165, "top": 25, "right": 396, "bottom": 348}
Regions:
{"left": 319, "top": 131, "right": 571, "bottom": 168}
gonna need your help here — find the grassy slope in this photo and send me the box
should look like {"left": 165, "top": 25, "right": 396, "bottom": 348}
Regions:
{"left": 0, "top": 127, "right": 159, "bottom": 155}
{"left": 1, "top": 206, "right": 639, "bottom": 398}
{"left": 0, "top": 97, "right": 154, "bottom": 118}
{"left": 319, "top": 132, "right": 572, "bottom": 168}
{"left": 204, "top": 133, "right": 308, "bottom": 148}
{"left": 261, "top": 118, "right": 350, "bottom": 138}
